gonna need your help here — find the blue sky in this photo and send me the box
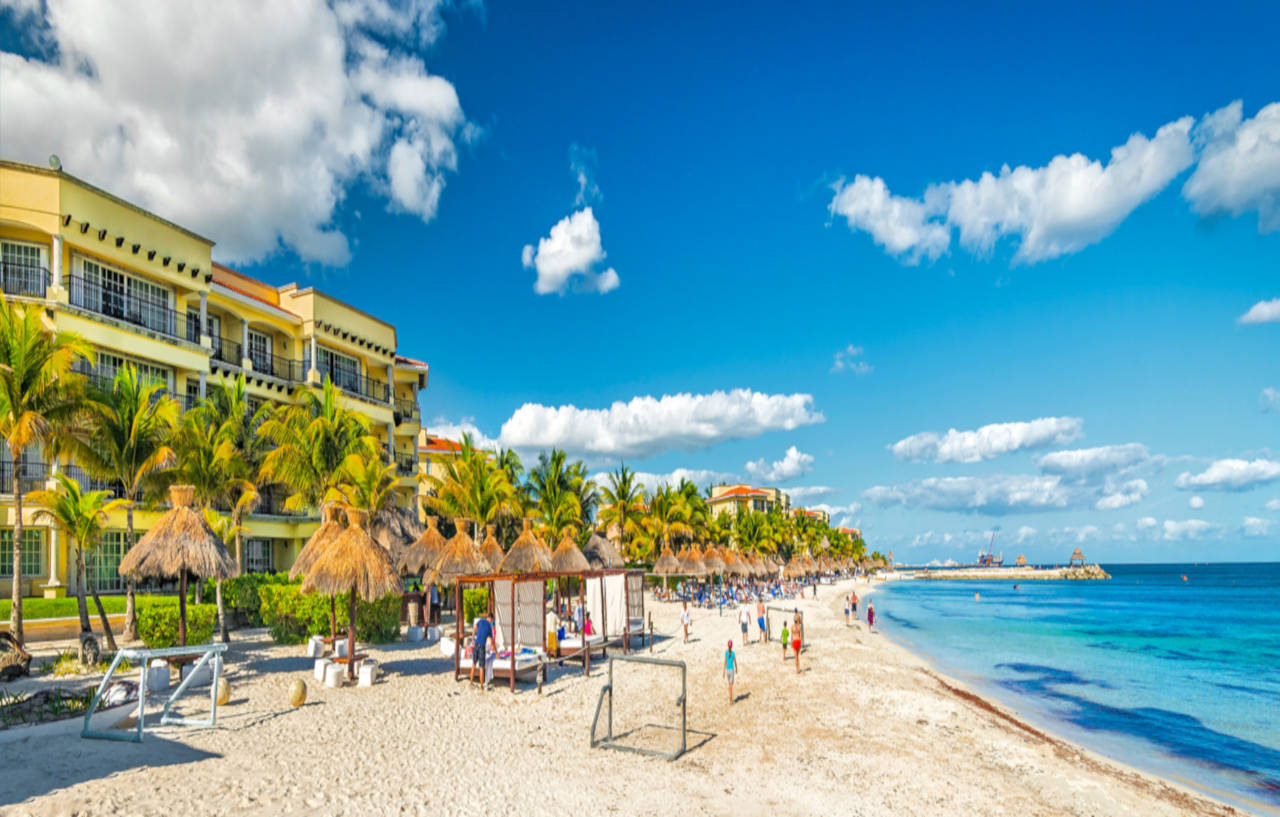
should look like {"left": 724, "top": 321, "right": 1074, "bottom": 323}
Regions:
{"left": 3, "top": 0, "right": 1279, "bottom": 562}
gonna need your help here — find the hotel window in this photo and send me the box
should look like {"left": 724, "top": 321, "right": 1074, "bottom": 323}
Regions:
{"left": 0, "top": 240, "right": 48, "bottom": 295}
{"left": 89, "top": 352, "right": 172, "bottom": 391}
{"left": 185, "top": 309, "right": 221, "bottom": 345}
{"left": 244, "top": 538, "right": 273, "bottom": 573}
{"left": 75, "top": 256, "right": 174, "bottom": 336}
{"left": 306, "top": 344, "right": 361, "bottom": 392}
{"left": 248, "top": 329, "right": 271, "bottom": 373}
{"left": 0, "top": 529, "right": 42, "bottom": 579}
{"left": 90, "top": 531, "right": 134, "bottom": 593}
{"left": 185, "top": 380, "right": 200, "bottom": 412}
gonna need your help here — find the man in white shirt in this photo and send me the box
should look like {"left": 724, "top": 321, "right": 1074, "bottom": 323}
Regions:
{"left": 738, "top": 604, "right": 751, "bottom": 644}
{"left": 681, "top": 601, "right": 692, "bottom": 643}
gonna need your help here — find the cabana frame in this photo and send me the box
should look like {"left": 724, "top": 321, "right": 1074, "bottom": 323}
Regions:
{"left": 453, "top": 571, "right": 554, "bottom": 692}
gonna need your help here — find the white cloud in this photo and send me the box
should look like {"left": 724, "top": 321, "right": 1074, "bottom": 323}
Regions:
{"left": 1015, "top": 525, "right": 1037, "bottom": 544}
{"left": 1239, "top": 301, "right": 1280, "bottom": 326}
{"left": 1161, "top": 519, "right": 1217, "bottom": 541}
{"left": 522, "top": 207, "right": 620, "bottom": 295}
{"left": 1184, "top": 101, "right": 1280, "bottom": 234}
{"left": 830, "top": 116, "right": 1195, "bottom": 264}
{"left": 891, "top": 417, "right": 1083, "bottom": 464}
{"left": 1137, "top": 516, "right": 1158, "bottom": 530}
{"left": 1267, "top": 499, "right": 1280, "bottom": 512}
{"left": 569, "top": 143, "right": 601, "bottom": 206}
{"left": 1175, "top": 458, "right": 1280, "bottom": 491}
{"left": 1095, "top": 479, "right": 1148, "bottom": 510}
{"left": 605, "top": 468, "right": 736, "bottom": 494}
{"left": 424, "top": 416, "right": 500, "bottom": 452}
{"left": 745, "top": 446, "right": 814, "bottom": 483}
{"left": 497, "top": 389, "right": 825, "bottom": 462}
{"left": 864, "top": 474, "right": 1073, "bottom": 515}
{"left": 787, "top": 486, "right": 835, "bottom": 500}
{"left": 1189, "top": 495, "right": 1205, "bottom": 509}
{"left": 1242, "top": 517, "right": 1273, "bottom": 538}
{"left": 1037, "top": 443, "right": 1149, "bottom": 480}
{"left": 0, "top": 0, "right": 471, "bottom": 265}
{"left": 809, "top": 501, "right": 863, "bottom": 518}
{"left": 1261, "top": 388, "right": 1280, "bottom": 411}
{"left": 830, "top": 344, "right": 873, "bottom": 375}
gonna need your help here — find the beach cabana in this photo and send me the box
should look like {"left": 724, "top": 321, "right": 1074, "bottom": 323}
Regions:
{"left": 452, "top": 570, "right": 550, "bottom": 691}
{"left": 429, "top": 518, "right": 490, "bottom": 587}
{"left": 479, "top": 524, "right": 505, "bottom": 572}
{"left": 1069, "top": 548, "right": 1086, "bottom": 566}
{"left": 301, "top": 507, "right": 400, "bottom": 681}
{"left": 118, "top": 485, "right": 237, "bottom": 647}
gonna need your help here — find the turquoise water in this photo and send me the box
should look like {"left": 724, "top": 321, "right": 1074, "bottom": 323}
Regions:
{"left": 873, "top": 563, "right": 1280, "bottom": 814}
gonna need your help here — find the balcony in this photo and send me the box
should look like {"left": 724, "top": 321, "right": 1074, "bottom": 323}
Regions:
{"left": 63, "top": 464, "right": 126, "bottom": 498}
{"left": 1, "top": 261, "right": 50, "bottom": 298}
{"left": 249, "top": 350, "right": 306, "bottom": 383}
{"left": 394, "top": 397, "right": 420, "bottom": 425}
{"left": 211, "top": 335, "right": 242, "bottom": 368}
{"left": 67, "top": 274, "right": 189, "bottom": 342}
{"left": 0, "top": 461, "right": 49, "bottom": 495}
{"left": 396, "top": 455, "right": 418, "bottom": 476}
{"left": 317, "top": 370, "right": 389, "bottom": 404}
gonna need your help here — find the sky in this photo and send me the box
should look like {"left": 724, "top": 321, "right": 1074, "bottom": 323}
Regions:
{"left": 3, "top": 0, "right": 1279, "bottom": 564}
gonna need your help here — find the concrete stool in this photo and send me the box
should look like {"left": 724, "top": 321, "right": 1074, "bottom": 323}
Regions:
{"left": 324, "top": 662, "right": 345, "bottom": 688}
{"left": 334, "top": 640, "right": 349, "bottom": 658}
{"left": 181, "top": 661, "right": 213, "bottom": 687}
{"left": 313, "top": 657, "right": 331, "bottom": 682}
{"left": 426, "top": 626, "right": 439, "bottom": 642}
{"left": 306, "top": 635, "right": 324, "bottom": 658}
{"left": 357, "top": 659, "right": 378, "bottom": 688}
{"left": 406, "top": 626, "right": 424, "bottom": 642}
{"left": 146, "top": 659, "right": 171, "bottom": 694}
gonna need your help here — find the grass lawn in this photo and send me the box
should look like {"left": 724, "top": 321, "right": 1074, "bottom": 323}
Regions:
{"left": 0, "top": 594, "right": 180, "bottom": 621}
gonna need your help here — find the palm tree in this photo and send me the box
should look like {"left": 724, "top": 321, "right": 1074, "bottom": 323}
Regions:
{"left": 644, "top": 484, "right": 692, "bottom": 556}
{"left": 337, "top": 453, "right": 399, "bottom": 516}
{"left": 74, "top": 364, "right": 178, "bottom": 642}
{"left": 204, "top": 373, "right": 271, "bottom": 572}
{"left": 28, "top": 474, "right": 127, "bottom": 650}
{"left": 0, "top": 295, "right": 93, "bottom": 645}
{"left": 599, "top": 464, "right": 646, "bottom": 554}
{"left": 420, "top": 433, "right": 519, "bottom": 534}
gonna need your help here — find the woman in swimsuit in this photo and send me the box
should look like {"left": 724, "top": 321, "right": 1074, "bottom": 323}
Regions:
{"left": 792, "top": 619, "right": 803, "bottom": 674}
{"left": 724, "top": 640, "right": 738, "bottom": 705}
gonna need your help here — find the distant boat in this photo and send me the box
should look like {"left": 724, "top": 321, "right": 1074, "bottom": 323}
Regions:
{"left": 977, "top": 532, "right": 1004, "bottom": 567}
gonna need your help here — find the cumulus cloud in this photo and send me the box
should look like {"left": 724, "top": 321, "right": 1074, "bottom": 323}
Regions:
{"left": 424, "top": 417, "right": 500, "bottom": 451}
{"left": 1161, "top": 519, "right": 1217, "bottom": 541}
{"left": 1037, "top": 443, "right": 1149, "bottom": 481}
{"left": 1137, "top": 516, "right": 1158, "bottom": 530}
{"left": 809, "top": 501, "right": 863, "bottom": 518}
{"left": 1015, "top": 525, "right": 1037, "bottom": 544}
{"left": 1242, "top": 517, "right": 1273, "bottom": 537}
{"left": 1239, "top": 301, "right": 1280, "bottom": 326}
{"left": 1184, "top": 101, "right": 1280, "bottom": 234}
{"left": 830, "top": 344, "right": 873, "bottom": 375}
{"left": 522, "top": 207, "right": 620, "bottom": 295}
{"left": 1095, "top": 479, "right": 1148, "bottom": 510}
{"left": 830, "top": 116, "right": 1195, "bottom": 265}
{"left": 1175, "top": 458, "right": 1280, "bottom": 491}
{"left": 497, "top": 389, "right": 824, "bottom": 462}
{"left": 891, "top": 417, "right": 1083, "bottom": 464}
{"left": 1267, "top": 499, "right": 1280, "bottom": 512}
{"left": 0, "top": 0, "right": 473, "bottom": 265}
{"left": 745, "top": 446, "right": 814, "bottom": 483}
{"left": 602, "top": 468, "right": 736, "bottom": 494}
{"left": 787, "top": 486, "right": 835, "bottom": 500}
{"left": 863, "top": 474, "right": 1073, "bottom": 515}
{"left": 569, "top": 143, "right": 601, "bottom": 206}
{"left": 1189, "top": 495, "right": 1205, "bottom": 509}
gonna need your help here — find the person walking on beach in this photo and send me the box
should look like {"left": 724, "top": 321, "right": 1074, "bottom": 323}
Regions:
{"left": 791, "top": 618, "right": 803, "bottom": 674}
{"left": 738, "top": 603, "right": 751, "bottom": 644}
{"left": 866, "top": 600, "right": 876, "bottom": 631}
{"left": 756, "top": 599, "right": 766, "bottom": 644}
{"left": 724, "top": 639, "right": 738, "bottom": 705}
{"left": 470, "top": 611, "right": 495, "bottom": 691}
{"left": 780, "top": 621, "right": 790, "bottom": 660}
{"left": 681, "top": 601, "right": 691, "bottom": 643}
{"left": 844, "top": 596, "right": 850, "bottom": 627}
{"left": 851, "top": 590, "right": 858, "bottom": 620}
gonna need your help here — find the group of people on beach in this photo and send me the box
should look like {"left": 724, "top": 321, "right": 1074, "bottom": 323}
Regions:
{"left": 844, "top": 591, "right": 874, "bottom": 630}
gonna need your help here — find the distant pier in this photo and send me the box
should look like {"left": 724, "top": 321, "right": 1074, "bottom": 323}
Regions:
{"left": 904, "top": 564, "right": 1111, "bottom": 581}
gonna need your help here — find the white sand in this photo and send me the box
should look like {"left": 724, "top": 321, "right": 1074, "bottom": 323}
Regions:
{"left": 0, "top": 580, "right": 1245, "bottom": 817}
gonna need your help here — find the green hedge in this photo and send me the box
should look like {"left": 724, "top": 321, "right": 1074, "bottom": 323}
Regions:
{"left": 257, "top": 585, "right": 401, "bottom": 645}
{"left": 462, "top": 587, "right": 489, "bottom": 624}
{"left": 201, "top": 572, "right": 293, "bottom": 626}
{"left": 137, "top": 604, "right": 217, "bottom": 649}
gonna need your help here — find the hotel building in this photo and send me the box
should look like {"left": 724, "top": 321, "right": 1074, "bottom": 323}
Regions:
{"left": 0, "top": 159, "right": 428, "bottom": 600}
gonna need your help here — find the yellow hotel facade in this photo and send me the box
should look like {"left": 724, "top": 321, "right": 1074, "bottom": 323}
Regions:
{"left": 0, "top": 159, "right": 428, "bottom": 600}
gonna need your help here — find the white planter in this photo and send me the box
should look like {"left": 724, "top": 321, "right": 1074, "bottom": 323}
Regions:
{"left": 306, "top": 636, "right": 324, "bottom": 658}
{"left": 334, "top": 640, "right": 349, "bottom": 658}
{"left": 357, "top": 659, "right": 378, "bottom": 688}
{"left": 313, "top": 658, "right": 331, "bottom": 682}
{"left": 181, "top": 661, "right": 213, "bottom": 688}
{"left": 146, "top": 660, "right": 171, "bottom": 694}
{"left": 324, "top": 663, "right": 345, "bottom": 688}
{"left": 406, "top": 626, "right": 424, "bottom": 642}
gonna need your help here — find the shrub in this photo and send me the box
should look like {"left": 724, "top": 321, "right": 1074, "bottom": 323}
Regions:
{"left": 463, "top": 587, "right": 489, "bottom": 625}
{"left": 202, "top": 572, "right": 292, "bottom": 627}
{"left": 258, "top": 585, "right": 402, "bottom": 645}
{"left": 137, "top": 604, "right": 217, "bottom": 649}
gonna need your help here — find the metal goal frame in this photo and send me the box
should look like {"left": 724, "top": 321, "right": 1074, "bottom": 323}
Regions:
{"left": 590, "top": 655, "right": 687, "bottom": 761}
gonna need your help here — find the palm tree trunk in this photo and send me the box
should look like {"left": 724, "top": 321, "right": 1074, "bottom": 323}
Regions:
{"left": 122, "top": 503, "right": 137, "bottom": 642}
{"left": 74, "top": 548, "right": 90, "bottom": 634}
{"left": 86, "top": 567, "right": 118, "bottom": 651}
{"left": 10, "top": 479, "right": 24, "bottom": 646}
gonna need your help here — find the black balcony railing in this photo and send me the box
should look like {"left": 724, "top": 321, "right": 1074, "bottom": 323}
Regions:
{"left": 0, "top": 461, "right": 49, "bottom": 494}
{"left": 394, "top": 397, "right": 420, "bottom": 424}
{"left": 0, "top": 261, "right": 50, "bottom": 298}
{"left": 396, "top": 455, "right": 417, "bottom": 476}
{"left": 250, "top": 351, "right": 305, "bottom": 382}
{"left": 63, "top": 464, "right": 126, "bottom": 498}
{"left": 67, "top": 274, "right": 187, "bottom": 341}
{"left": 211, "top": 335, "right": 242, "bottom": 367}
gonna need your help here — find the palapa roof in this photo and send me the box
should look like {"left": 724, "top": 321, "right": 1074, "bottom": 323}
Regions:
{"left": 1016, "top": 554, "right": 1027, "bottom": 566}
{"left": 119, "top": 485, "right": 237, "bottom": 581}
{"left": 701, "top": 546, "right": 725, "bottom": 574}
{"left": 677, "top": 546, "right": 706, "bottom": 577}
{"left": 551, "top": 533, "right": 591, "bottom": 574}
{"left": 399, "top": 515, "right": 448, "bottom": 575}
{"left": 1070, "top": 547, "right": 1085, "bottom": 561}
{"left": 479, "top": 524, "right": 505, "bottom": 571}
{"left": 498, "top": 519, "right": 552, "bottom": 574}
{"left": 819, "top": 535, "right": 831, "bottom": 551}
{"left": 582, "top": 533, "right": 624, "bottom": 569}
{"left": 370, "top": 504, "right": 424, "bottom": 557}
{"left": 429, "top": 517, "right": 491, "bottom": 587}
{"left": 300, "top": 508, "right": 401, "bottom": 601}
{"left": 651, "top": 546, "right": 681, "bottom": 575}
{"left": 290, "top": 502, "right": 344, "bottom": 580}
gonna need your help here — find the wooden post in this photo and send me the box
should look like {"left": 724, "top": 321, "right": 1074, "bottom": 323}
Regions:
{"left": 454, "top": 581, "right": 463, "bottom": 681}
{"left": 178, "top": 572, "right": 188, "bottom": 647}
{"left": 579, "top": 578, "right": 588, "bottom": 676}
{"left": 347, "top": 585, "right": 358, "bottom": 681}
{"left": 509, "top": 578, "right": 516, "bottom": 692}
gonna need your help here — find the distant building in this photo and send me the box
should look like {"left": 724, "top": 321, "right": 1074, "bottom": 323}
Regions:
{"left": 707, "top": 483, "right": 790, "bottom": 517}
{"left": 838, "top": 526, "right": 862, "bottom": 539}
{"left": 792, "top": 507, "right": 830, "bottom": 525}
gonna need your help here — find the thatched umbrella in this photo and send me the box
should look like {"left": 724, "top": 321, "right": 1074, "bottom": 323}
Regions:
{"left": 701, "top": 546, "right": 725, "bottom": 575}
{"left": 479, "top": 524, "right": 505, "bottom": 572}
{"left": 678, "top": 546, "right": 706, "bottom": 577}
{"left": 399, "top": 515, "right": 447, "bottom": 578}
{"left": 290, "top": 503, "right": 346, "bottom": 644}
{"left": 301, "top": 507, "right": 400, "bottom": 680}
{"left": 119, "top": 485, "right": 237, "bottom": 646}
{"left": 551, "top": 533, "right": 590, "bottom": 574}
{"left": 1016, "top": 554, "right": 1028, "bottom": 566}
{"left": 370, "top": 504, "right": 424, "bottom": 557}
{"left": 583, "top": 532, "right": 624, "bottom": 569}
{"left": 652, "top": 546, "right": 680, "bottom": 575}
{"left": 498, "top": 519, "right": 553, "bottom": 574}
{"left": 429, "top": 518, "right": 490, "bottom": 587}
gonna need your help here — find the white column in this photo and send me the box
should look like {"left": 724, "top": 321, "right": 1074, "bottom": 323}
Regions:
{"left": 309, "top": 333, "right": 318, "bottom": 382}
{"left": 241, "top": 320, "right": 252, "bottom": 369}
{"left": 386, "top": 423, "right": 395, "bottom": 464}
{"left": 386, "top": 363, "right": 395, "bottom": 404}
{"left": 198, "top": 292, "right": 209, "bottom": 343}
{"left": 50, "top": 235, "right": 64, "bottom": 291}
{"left": 47, "top": 528, "right": 60, "bottom": 588}
{"left": 199, "top": 371, "right": 207, "bottom": 399}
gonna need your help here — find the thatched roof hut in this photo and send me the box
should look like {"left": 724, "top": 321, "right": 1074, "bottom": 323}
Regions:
{"left": 1069, "top": 547, "right": 1086, "bottom": 566}
{"left": 677, "top": 546, "right": 706, "bottom": 577}
{"left": 399, "top": 515, "right": 447, "bottom": 577}
{"left": 583, "top": 533, "right": 624, "bottom": 569}
{"left": 652, "top": 546, "right": 681, "bottom": 575}
{"left": 290, "top": 502, "right": 344, "bottom": 580}
{"left": 701, "top": 546, "right": 725, "bottom": 574}
{"left": 430, "top": 518, "right": 491, "bottom": 587}
{"left": 370, "top": 504, "right": 424, "bottom": 556}
{"left": 551, "top": 533, "right": 590, "bottom": 574}
{"left": 498, "top": 519, "right": 552, "bottom": 574}
{"left": 119, "top": 484, "right": 238, "bottom": 646}
{"left": 479, "top": 524, "right": 505, "bottom": 571}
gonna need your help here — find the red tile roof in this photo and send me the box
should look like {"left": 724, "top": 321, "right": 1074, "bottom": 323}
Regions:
{"left": 711, "top": 486, "right": 769, "bottom": 500}
{"left": 419, "top": 435, "right": 462, "bottom": 454}
{"left": 396, "top": 354, "right": 429, "bottom": 368}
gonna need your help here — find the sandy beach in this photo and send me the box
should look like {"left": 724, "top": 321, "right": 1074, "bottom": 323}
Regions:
{"left": 0, "top": 579, "right": 1245, "bottom": 817}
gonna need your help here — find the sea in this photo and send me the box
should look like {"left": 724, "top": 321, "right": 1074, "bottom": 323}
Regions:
{"left": 871, "top": 562, "right": 1280, "bottom": 815}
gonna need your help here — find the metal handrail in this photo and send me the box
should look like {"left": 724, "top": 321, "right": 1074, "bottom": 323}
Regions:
{"left": 211, "top": 336, "right": 242, "bottom": 366}
{"left": 0, "top": 261, "right": 50, "bottom": 298}
{"left": 67, "top": 274, "right": 187, "bottom": 341}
